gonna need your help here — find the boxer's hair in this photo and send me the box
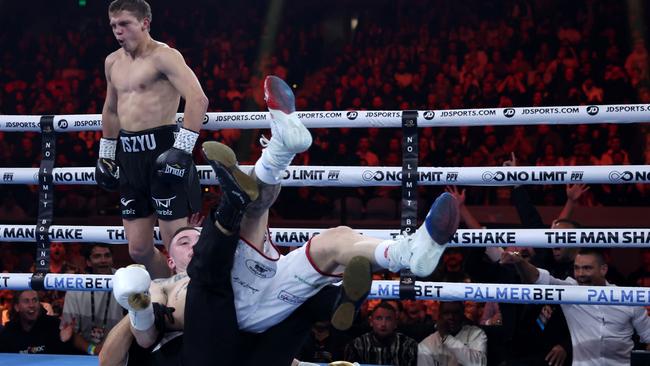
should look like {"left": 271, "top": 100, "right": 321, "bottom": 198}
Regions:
{"left": 171, "top": 226, "right": 201, "bottom": 242}
{"left": 109, "top": 0, "right": 152, "bottom": 22}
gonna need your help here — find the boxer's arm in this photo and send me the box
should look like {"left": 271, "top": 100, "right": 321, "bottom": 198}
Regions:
{"left": 154, "top": 47, "right": 208, "bottom": 133}
{"left": 102, "top": 53, "right": 120, "bottom": 139}
{"left": 129, "top": 279, "right": 167, "bottom": 348}
{"left": 99, "top": 316, "right": 132, "bottom": 366}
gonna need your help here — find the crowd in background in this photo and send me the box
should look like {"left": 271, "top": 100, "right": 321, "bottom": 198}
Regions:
{"left": 1, "top": 0, "right": 650, "bottom": 364}
{"left": 1, "top": 0, "right": 650, "bottom": 220}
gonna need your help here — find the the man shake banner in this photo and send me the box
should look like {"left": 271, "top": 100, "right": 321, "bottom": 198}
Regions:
{"left": 1, "top": 225, "right": 649, "bottom": 248}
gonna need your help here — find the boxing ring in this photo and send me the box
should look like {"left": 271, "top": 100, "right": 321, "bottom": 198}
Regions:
{"left": 1, "top": 104, "right": 649, "bottom": 365}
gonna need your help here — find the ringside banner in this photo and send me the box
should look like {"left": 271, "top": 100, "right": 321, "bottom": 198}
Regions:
{"left": 1, "top": 273, "right": 648, "bottom": 305}
{"left": 1, "top": 166, "right": 647, "bottom": 186}
{"left": 1, "top": 226, "right": 649, "bottom": 248}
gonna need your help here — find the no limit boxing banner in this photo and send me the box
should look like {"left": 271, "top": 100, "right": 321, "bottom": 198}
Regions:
{"left": 33, "top": 116, "right": 55, "bottom": 290}
{"left": 400, "top": 111, "right": 419, "bottom": 300}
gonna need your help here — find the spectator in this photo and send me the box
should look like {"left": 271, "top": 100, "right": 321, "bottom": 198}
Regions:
{"left": 496, "top": 74, "right": 527, "bottom": 105}
{"left": 502, "top": 126, "right": 534, "bottom": 164}
{"left": 505, "top": 248, "right": 650, "bottom": 365}
{"left": 399, "top": 300, "right": 436, "bottom": 342}
{"left": 449, "top": 182, "right": 582, "bottom": 366}
{"left": 48, "top": 243, "right": 80, "bottom": 274}
{"left": 0, "top": 290, "right": 73, "bottom": 354}
{"left": 61, "top": 244, "right": 123, "bottom": 355}
{"left": 431, "top": 248, "right": 466, "bottom": 282}
{"left": 0, "top": 290, "right": 14, "bottom": 326}
{"left": 537, "top": 143, "right": 565, "bottom": 166}
{"left": 479, "top": 302, "right": 501, "bottom": 326}
{"left": 344, "top": 301, "right": 418, "bottom": 366}
{"left": 417, "top": 301, "right": 487, "bottom": 366}
{"left": 40, "top": 243, "right": 80, "bottom": 316}
{"left": 600, "top": 136, "right": 631, "bottom": 165}
{"left": 603, "top": 65, "right": 633, "bottom": 103}
{"left": 298, "top": 321, "right": 350, "bottom": 364}
{"left": 531, "top": 125, "right": 564, "bottom": 163}
{"left": 462, "top": 301, "right": 483, "bottom": 325}
{"left": 477, "top": 133, "right": 505, "bottom": 166}
{"left": 624, "top": 40, "right": 648, "bottom": 83}
{"left": 581, "top": 79, "right": 603, "bottom": 103}
{"left": 355, "top": 137, "right": 380, "bottom": 166}
{"left": 566, "top": 142, "right": 599, "bottom": 166}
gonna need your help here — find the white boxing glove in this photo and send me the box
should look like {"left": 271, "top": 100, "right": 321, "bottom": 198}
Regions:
{"left": 113, "top": 265, "right": 154, "bottom": 330}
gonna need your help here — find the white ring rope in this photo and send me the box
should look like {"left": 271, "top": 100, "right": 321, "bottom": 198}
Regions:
{"left": 1, "top": 104, "right": 648, "bottom": 131}
{"left": 1, "top": 165, "right": 648, "bottom": 186}
{"left": 1, "top": 225, "right": 649, "bottom": 248}
{"left": 368, "top": 281, "right": 650, "bottom": 305}
{"left": 1, "top": 273, "right": 648, "bottom": 306}
{"left": 3, "top": 106, "right": 647, "bottom": 314}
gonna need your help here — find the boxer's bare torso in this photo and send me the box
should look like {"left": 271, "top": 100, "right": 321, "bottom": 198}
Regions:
{"left": 150, "top": 272, "right": 189, "bottom": 330}
{"left": 105, "top": 40, "right": 180, "bottom": 132}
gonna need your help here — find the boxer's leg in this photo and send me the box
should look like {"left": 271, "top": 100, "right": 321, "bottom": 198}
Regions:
{"left": 242, "top": 75, "right": 312, "bottom": 248}
{"left": 183, "top": 142, "right": 258, "bottom": 365}
{"left": 307, "top": 192, "right": 460, "bottom": 277}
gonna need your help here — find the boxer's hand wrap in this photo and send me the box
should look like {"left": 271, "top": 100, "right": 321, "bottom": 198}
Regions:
{"left": 96, "top": 138, "right": 119, "bottom": 191}
{"left": 154, "top": 128, "right": 198, "bottom": 183}
{"left": 99, "top": 137, "right": 117, "bottom": 160}
{"left": 113, "top": 265, "right": 154, "bottom": 331}
{"left": 172, "top": 127, "right": 199, "bottom": 154}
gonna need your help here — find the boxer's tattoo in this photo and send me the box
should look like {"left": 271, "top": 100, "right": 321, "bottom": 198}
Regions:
{"left": 174, "top": 282, "right": 189, "bottom": 301}
{"left": 171, "top": 273, "right": 188, "bottom": 283}
{"left": 152, "top": 273, "right": 188, "bottom": 287}
{"left": 245, "top": 175, "right": 280, "bottom": 217}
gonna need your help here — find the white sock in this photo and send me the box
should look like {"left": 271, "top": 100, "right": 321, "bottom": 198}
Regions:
{"left": 254, "top": 158, "right": 281, "bottom": 184}
{"left": 373, "top": 240, "right": 393, "bottom": 269}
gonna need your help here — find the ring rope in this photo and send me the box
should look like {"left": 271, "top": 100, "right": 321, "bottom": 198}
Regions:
{"left": 3, "top": 106, "right": 649, "bottom": 305}
{"left": 0, "top": 273, "right": 647, "bottom": 306}
{"left": 1, "top": 225, "right": 649, "bottom": 247}
{"left": 369, "top": 281, "right": 650, "bottom": 305}
{"left": 0, "top": 104, "right": 648, "bottom": 131}
{"left": 1, "top": 165, "right": 648, "bottom": 186}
